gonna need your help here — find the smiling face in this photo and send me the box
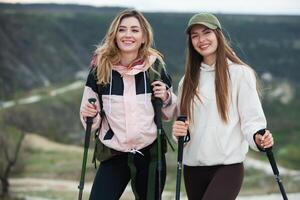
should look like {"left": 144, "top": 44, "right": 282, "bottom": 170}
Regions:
{"left": 115, "top": 16, "right": 145, "bottom": 56}
{"left": 190, "top": 24, "right": 218, "bottom": 65}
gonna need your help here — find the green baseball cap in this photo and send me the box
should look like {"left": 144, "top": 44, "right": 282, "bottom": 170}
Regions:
{"left": 186, "top": 13, "right": 221, "bottom": 33}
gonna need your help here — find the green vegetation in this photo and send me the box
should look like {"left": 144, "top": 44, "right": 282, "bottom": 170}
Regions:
{"left": 262, "top": 84, "right": 300, "bottom": 169}
{"left": 0, "top": 89, "right": 84, "bottom": 144}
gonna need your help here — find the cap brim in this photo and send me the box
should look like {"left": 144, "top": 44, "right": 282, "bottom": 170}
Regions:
{"left": 186, "top": 22, "right": 218, "bottom": 34}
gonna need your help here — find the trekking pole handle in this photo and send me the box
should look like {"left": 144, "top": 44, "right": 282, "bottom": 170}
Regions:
{"left": 256, "top": 129, "right": 272, "bottom": 151}
{"left": 152, "top": 80, "right": 163, "bottom": 128}
{"left": 257, "top": 128, "right": 279, "bottom": 175}
{"left": 177, "top": 115, "right": 187, "bottom": 122}
{"left": 151, "top": 79, "right": 164, "bottom": 103}
{"left": 177, "top": 115, "right": 188, "bottom": 142}
{"left": 87, "top": 98, "right": 97, "bottom": 123}
{"left": 88, "top": 98, "right": 96, "bottom": 104}
{"left": 177, "top": 115, "right": 187, "bottom": 163}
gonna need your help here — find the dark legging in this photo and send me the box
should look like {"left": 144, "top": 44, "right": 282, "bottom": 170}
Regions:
{"left": 89, "top": 146, "right": 166, "bottom": 200}
{"left": 184, "top": 163, "right": 244, "bottom": 200}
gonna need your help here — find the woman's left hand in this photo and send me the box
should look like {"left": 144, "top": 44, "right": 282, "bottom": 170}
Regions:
{"left": 151, "top": 80, "right": 169, "bottom": 102}
{"left": 255, "top": 129, "right": 274, "bottom": 149}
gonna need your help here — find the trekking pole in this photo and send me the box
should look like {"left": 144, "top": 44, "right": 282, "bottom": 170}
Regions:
{"left": 257, "top": 129, "right": 288, "bottom": 200}
{"left": 175, "top": 115, "right": 187, "bottom": 200}
{"left": 153, "top": 96, "right": 163, "bottom": 200}
{"left": 78, "top": 98, "right": 96, "bottom": 200}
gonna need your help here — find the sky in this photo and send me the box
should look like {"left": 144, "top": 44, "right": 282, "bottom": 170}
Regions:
{"left": 1, "top": 0, "right": 300, "bottom": 15}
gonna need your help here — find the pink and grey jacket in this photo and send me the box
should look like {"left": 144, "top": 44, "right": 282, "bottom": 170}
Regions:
{"left": 80, "top": 55, "right": 177, "bottom": 153}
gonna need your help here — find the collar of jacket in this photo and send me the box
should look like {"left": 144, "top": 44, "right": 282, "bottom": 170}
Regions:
{"left": 112, "top": 55, "right": 157, "bottom": 76}
{"left": 200, "top": 59, "right": 233, "bottom": 72}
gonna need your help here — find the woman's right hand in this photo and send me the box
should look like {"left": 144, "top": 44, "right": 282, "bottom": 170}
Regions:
{"left": 172, "top": 120, "right": 189, "bottom": 137}
{"left": 80, "top": 102, "right": 98, "bottom": 118}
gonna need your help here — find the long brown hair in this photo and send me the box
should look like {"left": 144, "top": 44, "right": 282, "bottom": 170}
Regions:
{"left": 180, "top": 28, "right": 246, "bottom": 123}
{"left": 93, "top": 9, "right": 163, "bottom": 84}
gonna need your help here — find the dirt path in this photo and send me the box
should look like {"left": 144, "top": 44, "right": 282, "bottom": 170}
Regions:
{"left": 10, "top": 178, "right": 135, "bottom": 200}
{"left": 10, "top": 177, "right": 300, "bottom": 200}
{"left": 244, "top": 156, "right": 300, "bottom": 176}
{"left": 22, "top": 133, "right": 82, "bottom": 153}
{"left": 0, "top": 81, "right": 84, "bottom": 110}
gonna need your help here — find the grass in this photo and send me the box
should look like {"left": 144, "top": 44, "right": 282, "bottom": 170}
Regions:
{"left": 15, "top": 147, "right": 96, "bottom": 182}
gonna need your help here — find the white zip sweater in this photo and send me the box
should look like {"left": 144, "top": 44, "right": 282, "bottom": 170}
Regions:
{"left": 178, "top": 61, "right": 266, "bottom": 166}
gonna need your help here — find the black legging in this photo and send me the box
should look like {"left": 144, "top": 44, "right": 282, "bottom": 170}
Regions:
{"left": 184, "top": 163, "right": 244, "bottom": 200}
{"left": 89, "top": 145, "right": 166, "bottom": 200}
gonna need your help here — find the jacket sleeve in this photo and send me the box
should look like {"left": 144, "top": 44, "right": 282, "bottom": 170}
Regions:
{"left": 159, "top": 63, "right": 177, "bottom": 121}
{"left": 79, "top": 69, "right": 101, "bottom": 132}
{"left": 237, "top": 67, "right": 267, "bottom": 151}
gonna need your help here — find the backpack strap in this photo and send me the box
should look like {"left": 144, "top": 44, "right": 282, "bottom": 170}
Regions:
{"left": 147, "top": 58, "right": 163, "bottom": 83}
{"left": 91, "top": 71, "right": 113, "bottom": 168}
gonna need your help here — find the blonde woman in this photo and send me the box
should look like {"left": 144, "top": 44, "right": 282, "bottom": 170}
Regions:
{"left": 172, "top": 13, "right": 274, "bottom": 200}
{"left": 80, "top": 9, "right": 175, "bottom": 200}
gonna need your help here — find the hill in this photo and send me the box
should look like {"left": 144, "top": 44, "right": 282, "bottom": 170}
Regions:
{"left": 0, "top": 3, "right": 300, "bottom": 100}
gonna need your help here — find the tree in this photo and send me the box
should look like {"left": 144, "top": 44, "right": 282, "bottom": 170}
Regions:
{"left": 0, "top": 125, "right": 24, "bottom": 197}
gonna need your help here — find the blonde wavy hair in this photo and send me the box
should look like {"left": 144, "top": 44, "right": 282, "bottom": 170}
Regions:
{"left": 93, "top": 9, "right": 163, "bottom": 84}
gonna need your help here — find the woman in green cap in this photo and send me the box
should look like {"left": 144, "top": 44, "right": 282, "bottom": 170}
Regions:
{"left": 172, "top": 13, "right": 274, "bottom": 199}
